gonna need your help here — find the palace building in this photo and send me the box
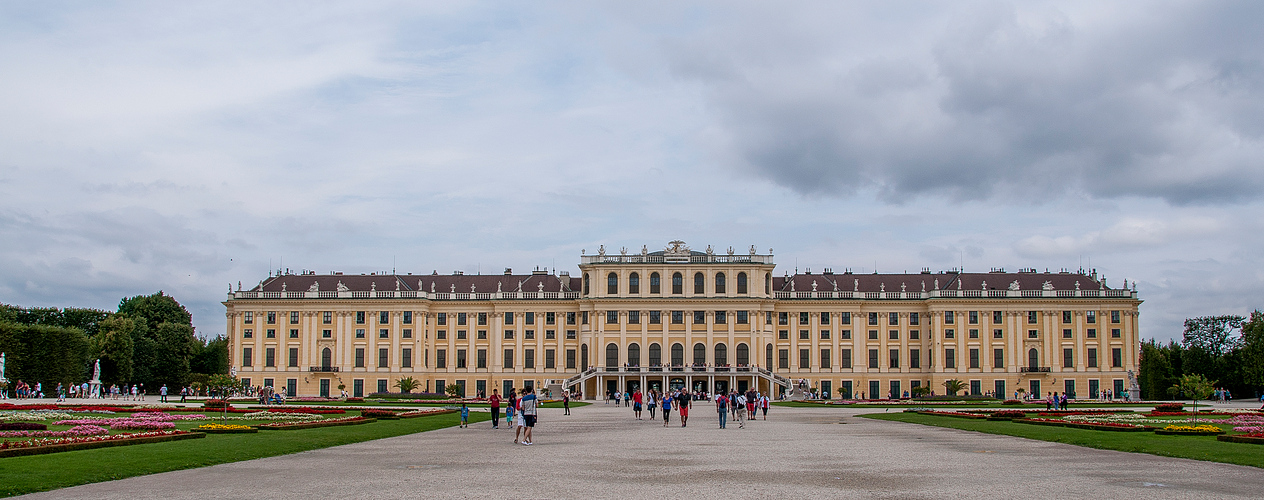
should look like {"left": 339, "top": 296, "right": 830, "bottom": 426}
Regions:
{"left": 223, "top": 241, "right": 1141, "bottom": 401}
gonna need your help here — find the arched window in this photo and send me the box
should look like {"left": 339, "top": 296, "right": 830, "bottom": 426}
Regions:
{"left": 581, "top": 344, "right": 589, "bottom": 370}
{"left": 693, "top": 342, "right": 706, "bottom": 365}
{"left": 694, "top": 272, "right": 705, "bottom": 294}
{"left": 1028, "top": 348, "right": 1039, "bottom": 369}
{"left": 629, "top": 272, "right": 640, "bottom": 294}
{"left": 321, "top": 347, "right": 332, "bottom": 369}
{"left": 736, "top": 343, "right": 749, "bottom": 366}
{"left": 628, "top": 343, "right": 640, "bottom": 366}
{"left": 671, "top": 343, "right": 684, "bottom": 366}
{"left": 672, "top": 272, "right": 683, "bottom": 294}
{"left": 648, "top": 343, "right": 661, "bottom": 366}
{"left": 607, "top": 272, "right": 618, "bottom": 295}
{"left": 765, "top": 273, "right": 772, "bottom": 295}
{"left": 583, "top": 273, "right": 590, "bottom": 295}
{"left": 715, "top": 272, "right": 726, "bottom": 294}
{"left": 606, "top": 343, "right": 619, "bottom": 367}
{"left": 766, "top": 343, "right": 773, "bottom": 368}
{"left": 737, "top": 272, "right": 748, "bottom": 294}
{"left": 715, "top": 343, "right": 728, "bottom": 366}
{"left": 649, "top": 272, "right": 661, "bottom": 294}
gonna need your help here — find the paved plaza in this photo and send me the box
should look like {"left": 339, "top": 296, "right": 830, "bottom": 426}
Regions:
{"left": 18, "top": 402, "right": 1264, "bottom": 499}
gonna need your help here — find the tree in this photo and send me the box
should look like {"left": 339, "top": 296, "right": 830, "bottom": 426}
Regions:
{"left": 1241, "top": 311, "right": 1264, "bottom": 387}
{"left": 394, "top": 376, "right": 419, "bottom": 393}
{"left": 91, "top": 315, "right": 135, "bottom": 385}
{"left": 911, "top": 386, "right": 932, "bottom": 398}
{"left": 117, "top": 292, "right": 193, "bottom": 328}
{"left": 151, "top": 323, "right": 197, "bottom": 389}
{"left": 837, "top": 386, "right": 851, "bottom": 399}
{"left": 444, "top": 383, "right": 463, "bottom": 399}
{"left": 942, "top": 379, "right": 965, "bottom": 396}
{"left": 190, "top": 336, "right": 229, "bottom": 375}
{"left": 205, "top": 374, "right": 244, "bottom": 422}
{"left": 1172, "top": 374, "right": 1216, "bottom": 423}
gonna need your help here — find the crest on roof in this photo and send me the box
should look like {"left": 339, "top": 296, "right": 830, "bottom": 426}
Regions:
{"left": 664, "top": 240, "right": 690, "bottom": 257}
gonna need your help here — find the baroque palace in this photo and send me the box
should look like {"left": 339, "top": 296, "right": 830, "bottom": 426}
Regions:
{"left": 224, "top": 241, "right": 1141, "bottom": 401}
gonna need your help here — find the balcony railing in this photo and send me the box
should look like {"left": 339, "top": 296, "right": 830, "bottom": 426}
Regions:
{"left": 308, "top": 366, "right": 339, "bottom": 372}
{"left": 229, "top": 290, "right": 581, "bottom": 300}
{"left": 769, "top": 289, "right": 1137, "bottom": 300}
{"left": 581, "top": 254, "right": 774, "bottom": 265}
{"left": 1020, "top": 366, "right": 1052, "bottom": 373}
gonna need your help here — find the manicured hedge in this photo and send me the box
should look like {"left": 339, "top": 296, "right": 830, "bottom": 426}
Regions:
{"left": 1217, "top": 435, "right": 1264, "bottom": 445}
{"left": 0, "top": 432, "right": 205, "bottom": 458}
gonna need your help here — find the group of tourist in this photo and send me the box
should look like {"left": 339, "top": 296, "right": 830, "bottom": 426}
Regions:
{"left": 486, "top": 387, "right": 540, "bottom": 445}
{"left": 1215, "top": 388, "right": 1233, "bottom": 402}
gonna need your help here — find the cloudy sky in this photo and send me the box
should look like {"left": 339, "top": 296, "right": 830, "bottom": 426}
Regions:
{"left": 1, "top": 1, "right": 1261, "bottom": 341}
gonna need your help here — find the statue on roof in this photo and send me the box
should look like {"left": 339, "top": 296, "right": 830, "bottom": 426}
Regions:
{"left": 497, "top": 281, "right": 502, "bottom": 293}
{"left": 1042, "top": 281, "right": 1053, "bottom": 291}
{"left": 957, "top": 278, "right": 962, "bottom": 290}
{"left": 598, "top": 245, "right": 605, "bottom": 257}
{"left": 309, "top": 281, "right": 319, "bottom": 292}
{"left": 901, "top": 282, "right": 906, "bottom": 292}
{"left": 921, "top": 281, "right": 926, "bottom": 292}
{"left": 706, "top": 245, "right": 714, "bottom": 256}
{"left": 934, "top": 279, "right": 940, "bottom": 290}
{"left": 880, "top": 283, "right": 885, "bottom": 292}
{"left": 1008, "top": 280, "right": 1020, "bottom": 291}
{"left": 665, "top": 240, "right": 690, "bottom": 256}
{"left": 727, "top": 246, "right": 735, "bottom": 255}
{"left": 281, "top": 282, "right": 287, "bottom": 292}
{"left": 854, "top": 279, "right": 859, "bottom": 292}
{"left": 981, "top": 281, "right": 987, "bottom": 290}
{"left": 790, "top": 280, "right": 795, "bottom": 292}
{"left": 620, "top": 246, "right": 627, "bottom": 256}
{"left": 832, "top": 280, "right": 839, "bottom": 291}
{"left": 538, "top": 281, "right": 544, "bottom": 292}
{"left": 517, "top": 280, "right": 523, "bottom": 292}
{"left": 641, "top": 245, "right": 648, "bottom": 256}
{"left": 396, "top": 281, "right": 401, "bottom": 291}
{"left": 370, "top": 282, "right": 376, "bottom": 292}
{"left": 450, "top": 283, "right": 456, "bottom": 293}
{"left": 470, "top": 283, "right": 476, "bottom": 293}
{"left": 749, "top": 244, "right": 757, "bottom": 255}
{"left": 336, "top": 281, "right": 349, "bottom": 292}
{"left": 1075, "top": 281, "right": 1080, "bottom": 290}
{"left": 811, "top": 280, "right": 817, "bottom": 291}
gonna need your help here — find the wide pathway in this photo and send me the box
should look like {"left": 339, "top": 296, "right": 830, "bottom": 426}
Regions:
{"left": 20, "top": 402, "right": 1264, "bottom": 499}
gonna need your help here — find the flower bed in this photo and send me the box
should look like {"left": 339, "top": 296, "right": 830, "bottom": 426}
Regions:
{"left": 1015, "top": 418, "right": 1151, "bottom": 431}
{"left": 1155, "top": 425, "right": 1225, "bottom": 436}
{"left": 0, "top": 430, "right": 204, "bottom": 458}
{"left": 1218, "top": 433, "right": 1264, "bottom": 445}
{"left": 360, "top": 409, "right": 399, "bottom": 420}
{"left": 0, "top": 425, "right": 109, "bottom": 438}
{"left": 397, "top": 408, "right": 456, "bottom": 418}
{"left": 920, "top": 411, "right": 988, "bottom": 419}
{"left": 987, "top": 410, "right": 1028, "bottom": 420}
{"left": 192, "top": 423, "right": 258, "bottom": 434}
{"left": 246, "top": 407, "right": 346, "bottom": 415}
{"left": 1154, "top": 403, "right": 1184, "bottom": 412}
{"left": 257, "top": 416, "right": 375, "bottom": 430}
{"left": 0, "top": 422, "right": 46, "bottom": 431}
{"left": 1147, "top": 411, "right": 1234, "bottom": 417}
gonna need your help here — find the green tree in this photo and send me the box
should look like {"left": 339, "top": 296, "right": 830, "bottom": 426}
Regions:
{"left": 1172, "top": 374, "right": 1216, "bottom": 422}
{"left": 942, "top": 379, "right": 965, "bottom": 396}
{"left": 444, "top": 383, "right": 463, "bottom": 398}
{"left": 151, "top": 323, "right": 197, "bottom": 389}
{"left": 190, "top": 336, "right": 229, "bottom": 375}
{"left": 91, "top": 315, "right": 136, "bottom": 385}
{"left": 1241, "top": 311, "right": 1264, "bottom": 388}
{"left": 394, "top": 376, "right": 420, "bottom": 393}
{"left": 117, "top": 292, "right": 193, "bottom": 328}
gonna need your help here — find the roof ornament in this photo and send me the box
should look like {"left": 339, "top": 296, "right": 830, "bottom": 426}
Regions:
{"left": 620, "top": 246, "right": 627, "bottom": 256}
{"left": 1100, "top": 277, "right": 1106, "bottom": 290}
{"left": 812, "top": 280, "right": 818, "bottom": 291}
{"left": 749, "top": 245, "right": 757, "bottom": 255}
{"left": 854, "top": 279, "right": 859, "bottom": 292}
{"left": 598, "top": 245, "right": 606, "bottom": 257}
{"left": 282, "top": 282, "right": 287, "bottom": 292}
{"left": 228, "top": 283, "right": 233, "bottom": 293}
{"left": 309, "top": 281, "right": 319, "bottom": 292}
{"left": 497, "top": 281, "right": 503, "bottom": 293}
{"left": 901, "top": 282, "right": 906, "bottom": 292}
{"left": 1123, "top": 279, "right": 1128, "bottom": 289}
{"left": 880, "top": 283, "right": 885, "bottom": 292}
{"left": 1042, "top": 281, "right": 1053, "bottom": 291}
{"left": 370, "top": 282, "right": 376, "bottom": 292}
{"left": 337, "top": 281, "right": 349, "bottom": 292}
{"left": 450, "top": 283, "right": 456, "bottom": 293}
{"left": 538, "top": 281, "right": 544, "bottom": 292}
{"left": 665, "top": 240, "right": 690, "bottom": 256}
{"left": 238, "top": 281, "right": 242, "bottom": 291}
{"left": 921, "top": 281, "right": 926, "bottom": 292}
{"left": 470, "top": 283, "right": 476, "bottom": 293}
{"left": 517, "top": 280, "right": 523, "bottom": 292}
{"left": 981, "top": 281, "right": 987, "bottom": 290}
{"left": 1132, "top": 281, "right": 1137, "bottom": 292}
{"left": 1008, "top": 280, "right": 1020, "bottom": 291}
{"left": 934, "top": 279, "right": 940, "bottom": 290}
{"left": 1075, "top": 281, "right": 1080, "bottom": 290}
{"left": 727, "top": 246, "right": 735, "bottom": 255}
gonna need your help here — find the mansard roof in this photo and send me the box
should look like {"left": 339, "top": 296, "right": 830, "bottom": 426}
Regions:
{"left": 253, "top": 273, "right": 579, "bottom": 294}
{"left": 774, "top": 271, "right": 1109, "bottom": 293}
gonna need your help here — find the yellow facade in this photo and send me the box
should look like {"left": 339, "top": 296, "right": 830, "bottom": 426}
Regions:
{"left": 224, "top": 242, "right": 1141, "bottom": 400}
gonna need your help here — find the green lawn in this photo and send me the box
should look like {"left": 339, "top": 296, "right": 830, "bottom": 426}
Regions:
{"left": 0, "top": 411, "right": 490, "bottom": 498}
{"left": 862, "top": 412, "right": 1264, "bottom": 469}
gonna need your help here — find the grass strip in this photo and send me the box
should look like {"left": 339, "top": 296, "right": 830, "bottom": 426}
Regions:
{"left": 0, "top": 411, "right": 489, "bottom": 498}
{"left": 861, "top": 412, "right": 1264, "bottom": 469}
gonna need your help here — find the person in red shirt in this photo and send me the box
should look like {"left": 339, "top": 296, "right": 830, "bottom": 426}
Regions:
{"left": 488, "top": 389, "right": 501, "bottom": 429}
{"left": 632, "top": 389, "right": 644, "bottom": 419}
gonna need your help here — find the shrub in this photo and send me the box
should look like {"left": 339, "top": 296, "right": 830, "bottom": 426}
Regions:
{"left": 361, "top": 409, "right": 398, "bottom": 419}
{"left": 1002, "top": 400, "right": 1024, "bottom": 405}
{"left": 0, "top": 422, "right": 47, "bottom": 431}
{"left": 202, "top": 400, "right": 231, "bottom": 409}
{"left": 992, "top": 410, "right": 1027, "bottom": 419}
{"left": 1154, "top": 403, "right": 1183, "bottom": 412}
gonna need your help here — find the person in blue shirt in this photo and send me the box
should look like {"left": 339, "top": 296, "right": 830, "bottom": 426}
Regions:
{"left": 661, "top": 391, "right": 672, "bottom": 427}
{"left": 460, "top": 404, "right": 469, "bottom": 428}
{"left": 519, "top": 387, "right": 538, "bottom": 445}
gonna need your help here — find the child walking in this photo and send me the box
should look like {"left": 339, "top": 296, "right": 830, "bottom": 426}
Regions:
{"left": 460, "top": 403, "right": 469, "bottom": 428}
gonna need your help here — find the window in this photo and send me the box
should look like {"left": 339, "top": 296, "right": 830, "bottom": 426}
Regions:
{"left": 379, "top": 329, "right": 389, "bottom": 339}
{"left": 841, "top": 329, "right": 851, "bottom": 339}
{"left": 889, "top": 312, "right": 899, "bottom": 325}
{"left": 779, "top": 312, "right": 789, "bottom": 325}
{"left": 545, "top": 349, "right": 555, "bottom": 369}
{"left": 289, "top": 311, "right": 299, "bottom": 324}
{"left": 377, "top": 311, "right": 387, "bottom": 324}
{"left": 1063, "top": 348, "right": 1073, "bottom": 368}
{"left": 1063, "top": 328, "right": 1072, "bottom": 339}
{"left": 766, "top": 273, "right": 772, "bottom": 295}
{"left": 524, "top": 349, "right": 535, "bottom": 369}
{"left": 268, "top": 311, "right": 277, "bottom": 324}
{"left": 1087, "top": 348, "right": 1098, "bottom": 368}
{"left": 1111, "top": 328, "right": 1121, "bottom": 338}
{"left": 889, "top": 349, "right": 899, "bottom": 369}
{"left": 243, "top": 329, "right": 253, "bottom": 339}
{"left": 840, "top": 349, "right": 852, "bottom": 368}
{"left": 566, "top": 349, "right": 576, "bottom": 369}
{"left": 287, "top": 348, "right": 298, "bottom": 367}
{"left": 649, "top": 311, "right": 661, "bottom": 324}
{"left": 944, "top": 328, "right": 954, "bottom": 339}
{"left": 943, "top": 310, "right": 955, "bottom": 324}
{"left": 503, "top": 349, "right": 514, "bottom": 369}
{"left": 267, "top": 329, "right": 276, "bottom": 338}
{"left": 288, "top": 379, "right": 298, "bottom": 397}
{"left": 650, "top": 273, "right": 661, "bottom": 294}
{"left": 457, "top": 313, "right": 467, "bottom": 326}
{"left": 715, "top": 311, "right": 726, "bottom": 324}
{"left": 436, "top": 330, "right": 446, "bottom": 340}
{"left": 504, "top": 330, "right": 514, "bottom": 339}
{"left": 1111, "top": 348, "right": 1122, "bottom": 368}
{"left": 1087, "top": 328, "right": 1097, "bottom": 338}
{"left": 607, "top": 343, "right": 619, "bottom": 367}
{"left": 546, "top": 329, "right": 555, "bottom": 339}
{"left": 437, "top": 313, "right": 447, "bottom": 325}
{"left": 244, "top": 311, "right": 254, "bottom": 324}
{"left": 403, "top": 311, "right": 412, "bottom": 324}
{"left": 993, "top": 348, "right": 1004, "bottom": 368}
{"left": 400, "top": 348, "right": 412, "bottom": 368}
{"left": 910, "top": 349, "right": 920, "bottom": 369}
{"left": 969, "top": 329, "right": 979, "bottom": 339}
{"left": 478, "top": 312, "right": 488, "bottom": 325}
{"left": 969, "top": 311, "right": 978, "bottom": 324}
{"left": 713, "top": 343, "right": 726, "bottom": 366}
{"left": 715, "top": 272, "right": 726, "bottom": 294}
{"left": 868, "top": 312, "right": 878, "bottom": 325}
{"left": 457, "top": 330, "right": 466, "bottom": 340}
{"left": 380, "top": 348, "right": 391, "bottom": 368}
{"left": 694, "top": 272, "right": 705, "bottom": 294}
{"left": 993, "top": 329, "right": 1003, "bottom": 339}
{"left": 867, "top": 349, "right": 879, "bottom": 368}
{"left": 1028, "top": 329, "right": 1038, "bottom": 339}
{"left": 1028, "top": 311, "right": 1038, "bottom": 324}
{"left": 1086, "top": 311, "right": 1097, "bottom": 324}
{"left": 355, "top": 348, "right": 365, "bottom": 368}
{"left": 820, "top": 329, "right": 830, "bottom": 340}
{"left": 583, "top": 273, "right": 590, "bottom": 295}
{"left": 607, "top": 272, "right": 618, "bottom": 294}
{"left": 736, "top": 311, "right": 748, "bottom": 324}
{"left": 606, "top": 310, "right": 618, "bottom": 324}
{"left": 735, "top": 343, "right": 748, "bottom": 366}
{"left": 672, "top": 273, "right": 683, "bottom": 294}
{"left": 567, "top": 312, "right": 576, "bottom": 325}
{"left": 354, "top": 311, "right": 363, "bottom": 324}
{"left": 403, "top": 328, "right": 411, "bottom": 339}
{"left": 566, "top": 329, "right": 576, "bottom": 339}
{"left": 242, "top": 347, "right": 253, "bottom": 367}
{"left": 820, "top": 312, "right": 830, "bottom": 325}
{"left": 969, "top": 348, "right": 980, "bottom": 369}
{"left": 1028, "top": 349, "right": 1040, "bottom": 369}
{"left": 354, "top": 329, "right": 364, "bottom": 339}
{"left": 737, "top": 272, "right": 748, "bottom": 294}
{"left": 907, "top": 329, "right": 918, "bottom": 340}
{"left": 265, "top": 348, "right": 276, "bottom": 367}
{"left": 909, "top": 312, "right": 919, "bottom": 325}
{"left": 672, "top": 311, "right": 684, "bottom": 324}
{"left": 629, "top": 273, "right": 640, "bottom": 294}
{"left": 693, "top": 343, "right": 706, "bottom": 365}
{"left": 546, "top": 312, "right": 555, "bottom": 325}
{"left": 799, "top": 348, "right": 810, "bottom": 369}
{"left": 840, "top": 312, "right": 851, "bottom": 325}
{"left": 435, "top": 349, "right": 445, "bottom": 368}
{"left": 377, "top": 380, "right": 388, "bottom": 394}
{"left": 799, "top": 312, "right": 809, "bottom": 325}
{"left": 779, "top": 329, "right": 788, "bottom": 340}
{"left": 524, "top": 329, "right": 535, "bottom": 340}
{"left": 945, "top": 348, "right": 956, "bottom": 369}
{"left": 504, "top": 312, "right": 513, "bottom": 325}
{"left": 1062, "top": 310, "right": 1072, "bottom": 323}
{"left": 1111, "top": 310, "right": 1121, "bottom": 323}
{"left": 779, "top": 349, "right": 789, "bottom": 369}
{"left": 868, "top": 329, "right": 878, "bottom": 340}
{"left": 800, "top": 329, "right": 809, "bottom": 340}
{"left": 672, "top": 343, "right": 685, "bottom": 366}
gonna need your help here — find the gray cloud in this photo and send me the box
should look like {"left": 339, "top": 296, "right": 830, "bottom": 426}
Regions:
{"left": 663, "top": 2, "right": 1264, "bottom": 204}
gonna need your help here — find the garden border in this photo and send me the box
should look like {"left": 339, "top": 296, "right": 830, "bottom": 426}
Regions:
{"left": 0, "top": 432, "right": 205, "bottom": 458}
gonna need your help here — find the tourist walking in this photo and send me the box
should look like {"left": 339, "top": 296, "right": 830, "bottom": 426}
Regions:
{"left": 661, "top": 390, "right": 672, "bottom": 427}
{"left": 676, "top": 389, "right": 690, "bottom": 427}
{"left": 563, "top": 391, "right": 571, "bottom": 416}
{"left": 632, "top": 389, "right": 643, "bottom": 419}
{"left": 735, "top": 391, "right": 746, "bottom": 428}
{"left": 646, "top": 390, "right": 656, "bottom": 420}
{"left": 716, "top": 392, "right": 728, "bottom": 428}
{"left": 160, "top": 384, "right": 168, "bottom": 403}
{"left": 460, "top": 403, "right": 469, "bottom": 428}
{"left": 489, "top": 389, "right": 502, "bottom": 429}
{"left": 760, "top": 392, "right": 769, "bottom": 420}
{"left": 519, "top": 387, "right": 538, "bottom": 445}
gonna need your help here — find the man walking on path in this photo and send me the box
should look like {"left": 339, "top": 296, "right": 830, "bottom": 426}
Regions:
{"left": 676, "top": 389, "right": 690, "bottom": 427}
{"left": 519, "top": 387, "right": 538, "bottom": 445}
{"left": 562, "top": 392, "right": 570, "bottom": 415}
{"left": 716, "top": 392, "right": 728, "bottom": 428}
{"left": 632, "top": 389, "right": 643, "bottom": 419}
{"left": 160, "top": 385, "right": 168, "bottom": 403}
{"left": 489, "top": 389, "right": 501, "bottom": 429}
